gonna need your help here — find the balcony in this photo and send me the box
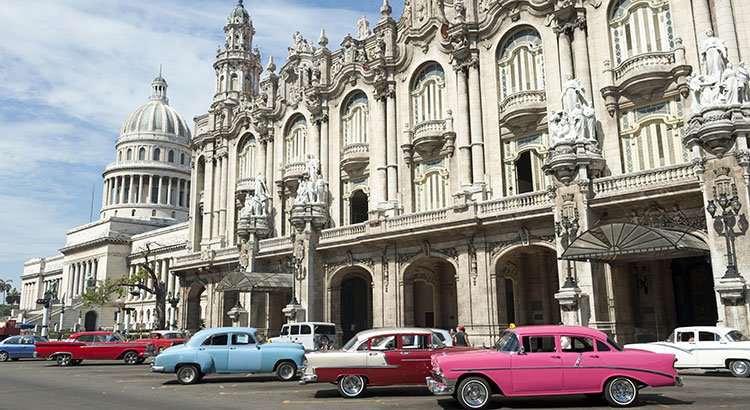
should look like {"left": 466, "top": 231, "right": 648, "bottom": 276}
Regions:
{"left": 590, "top": 163, "right": 698, "bottom": 203}
{"left": 498, "top": 90, "right": 547, "bottom": 128}
{"left": 404, "top": 119, "right": 455, "bottom": 162}
{"left": 282, "top": 161, "right": 306, "bottom": 183}
{"left": 600, "top": 42, "right": 691, "bottom": 116}
{"left": 340, "top": 142, "right": 369, "bottom": 174}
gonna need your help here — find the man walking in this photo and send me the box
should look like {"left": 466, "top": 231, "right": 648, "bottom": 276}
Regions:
{"left": 455, "top": 325, "right": 471, "bottom": 347}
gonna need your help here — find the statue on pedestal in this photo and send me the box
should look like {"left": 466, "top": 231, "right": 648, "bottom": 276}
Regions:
{"left": 700, "top": 29, "right": 727, "bottom": 81}
{"left": 357, "top": 14, "right": 370, "bottom": 40}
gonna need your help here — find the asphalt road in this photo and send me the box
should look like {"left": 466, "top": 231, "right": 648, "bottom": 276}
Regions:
{"left": 1, "top": 360, "right": 749, "bottom": 410}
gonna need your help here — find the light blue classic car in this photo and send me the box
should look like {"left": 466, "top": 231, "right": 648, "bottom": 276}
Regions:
{"left": 151, "top": 327, "right": 305, "bottom": 384}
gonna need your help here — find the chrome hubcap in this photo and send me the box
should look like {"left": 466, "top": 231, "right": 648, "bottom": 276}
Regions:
{"left": 0, "top": 352, "right": 8, "bottom": 361}
{"left": 342, "top": 376, "right": 363, "bottom": 395}
{"left": 59, "top": 356, "right": 70, "bottom": 365}
{"left": 125, "top": 353, "right": 137, "bottom": 364}
{"left": 463, "top": 381, "right": 488, "bottom": 407}
{"left": 611, "top": 379, "right": 635, "bottom": 404}
{"left": 180, "top": 367, "right": 195, "bottom": 383}
{"left": 732, "top": 361, "right": 748, "bottom": 375}
{"left": 279, "top": 364, "right": 294, "bottom": 379}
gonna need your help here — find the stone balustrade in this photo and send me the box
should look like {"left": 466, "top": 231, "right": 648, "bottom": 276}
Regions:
{"left": 236, "top": 176, "right": 255, "bottom": 192}
{"left": 411, "top": 119, "right": 446, "bottom": 139}
{"left": 386, "top": 208, "right": 449, "bottom": 229}
{"left": 319, "top": 223, "right": 366, "bottom": 241}
{"left": 499, "top": 90, "right": 547, "bottom": 112}
{"left": 478, "top": 190, "right": 552, "bottom": 215}
{"left": 283, "top": 161, "right": 307, "bottom": 181}
{"left": 593, "top": 163, "right": 697, "bottom": 197}
{"left": 612, "top": 50, "right": 675, "bottom": 82}
{"left": 259, "top": 235, "right": 293, "bottom": 252}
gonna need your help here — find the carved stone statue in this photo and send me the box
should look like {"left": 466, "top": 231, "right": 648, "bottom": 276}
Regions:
{"left": 738, "top": 62, "right": 750, "bottom": 103}
{"left": 357, "top": 14, "right": 370, "bottom": 40}
{"left": 700, "top": 29, "right": 727, "bottom": 81}
{"left": 307, "top": 155, "right": 320, "bottom": 181}
{"left": 561, "top": 73, "right": 586, "bottom": 113}
{"left": 721, "top": 63, "right": 740, "bottom": 104}
{"left": 315, "top": 177, "right": 326, "bottom": 204}
{"left": 294, "top": 177, "right": 309, "bottom": 205}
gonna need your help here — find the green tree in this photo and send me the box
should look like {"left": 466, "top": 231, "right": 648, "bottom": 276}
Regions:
{"left": 6, "top": 288, "right": 20, "bottom": 307}
{"left": 81, "top": 243, "right": 167, "bottom": 329}
{"left": 0, "top": 279, "right": 11, "bottom": 305}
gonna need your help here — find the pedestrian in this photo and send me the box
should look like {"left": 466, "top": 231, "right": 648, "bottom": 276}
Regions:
{"left": 57, "top": 330, "right": 63, "bottom": 341}
{"left": 449, "top": 328, "right": 456, "bottom": 345}
{"left": 455, "top": 325, "right": 471, "bottom": 347}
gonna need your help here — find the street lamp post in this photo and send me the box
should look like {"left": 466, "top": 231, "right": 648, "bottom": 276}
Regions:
{"left": 40, "top": 289, "right": 54, "bottom": 337}
{"left": 58, "top": 295, "right": 65, "bottom": 336}
{"left": 706, "top": 184, "right": 744, "bottom": 279}
{"left": 555, "top": 211, "right": 580, "bottom": 289}
{"left": 167, "top": 292, "right": 179, "bottom": 330}
{"left": 286, "top": 255, "right": 305, "bottom": 305}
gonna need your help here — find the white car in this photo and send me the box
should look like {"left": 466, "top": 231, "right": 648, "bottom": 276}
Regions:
{"left": 269, "top": 322, "right": 338, "bottom": 352}
{"left": 430, "top": 328, "right": 454, "bottom": 347}
{"left": 624, "top": 326, "right": 750, "bottom": 377}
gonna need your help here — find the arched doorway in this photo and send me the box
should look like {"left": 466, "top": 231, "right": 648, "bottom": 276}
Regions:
{"left": 84, "top": 311, "right": 97, "bottom": 331}
{"left": 403, "top": 257, "right": 458, "bottom": 330}
{"left": 330, "top": 268, "right": 373, "bottom": 343}
{"left": 495, "top": 245, "right": 560, "bottom": 326}
{"left": 672, "top": 257, "right": 717, "bottom": 326}
{"left": 186, "top": 282, "right": 206, "bottom": 332}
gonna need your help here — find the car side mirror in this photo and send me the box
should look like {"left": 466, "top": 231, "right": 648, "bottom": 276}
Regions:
{"left": 519, "top": 346, "right": 526, "bottom": 355}
{"left": 256, "top": 344, "right": 261, "bottom": 350}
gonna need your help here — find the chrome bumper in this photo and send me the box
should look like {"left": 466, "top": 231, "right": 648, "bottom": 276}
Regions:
{"left": 674, "top": 376, "right": 683, "bottom": 387}
{"left": 299, "top": 374, "right": 318, "bottom": 385}
{"left": 426, "top": 377, "right": 454, "bottom": 396}
{"left": 150, "top": 364, "right": 165, "bottom": 373}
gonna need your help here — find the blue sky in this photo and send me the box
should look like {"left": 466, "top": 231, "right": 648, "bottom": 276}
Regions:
{"left": 0, "top": 0, "right": 403, "bottom": 295}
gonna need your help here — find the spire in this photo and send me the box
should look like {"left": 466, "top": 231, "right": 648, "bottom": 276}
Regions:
{"left": 266, "top": 55, "right": 276, "bottom": 74}
{"left": 380, "top": 0, "right": 392, "bottom": 19}
{"left": 150, "top": 68, "right": 168, "bottom": 103}
{"left": 318, "top": 28, "right": 328, "bottom": 49}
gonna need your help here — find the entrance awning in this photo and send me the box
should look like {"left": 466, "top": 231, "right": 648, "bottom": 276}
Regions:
{"left": 561, "top": 222, "right": 709, "bottom": 262}
{"left": 215, "top": 269, "right": 293, "bottom": 292}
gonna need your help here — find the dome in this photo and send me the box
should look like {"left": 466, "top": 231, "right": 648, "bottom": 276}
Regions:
{"left": 231, "top": 0, "right": 249, "bottom": 19}
{"left": 119, "top": 77, "right": 191, "bottom": 142}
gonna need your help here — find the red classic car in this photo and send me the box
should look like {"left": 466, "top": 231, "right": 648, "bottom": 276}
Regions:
{"left": 34, "top": 331, "right": 155, "bottom": 366}
{"left": 427, "top": 325, "right": 682, "bottom": 409}
{"left": 134, "top": 330, "right": 187, "bottom": 354}
{"left": 300, "top": 327, "right": 473, "bottom": 398}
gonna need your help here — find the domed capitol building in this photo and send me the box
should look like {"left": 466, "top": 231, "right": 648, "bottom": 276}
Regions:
{"left": 19, "top": 0, "right": 750, "bottom": 345}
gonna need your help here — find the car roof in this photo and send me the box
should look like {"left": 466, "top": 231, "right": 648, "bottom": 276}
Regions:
{"left": 353, "top": 327, "right": 435, "bottom": 340}
{"left": 151, "top": 330, "right": 183, "bottom": 334}
{"left": 673, "top": 326, "right": 737, "bottom": 334}
{"left": 508, "top": 325, "right": 609, "bottom": 339}
{"left": 70, "top": 332, "right": 113, "bottom": 337}
{"left": 190, "top": 327, "right": 257, "bottom": 340}
{"left": 282, "top": 322, "right": 335, "bottom": 326}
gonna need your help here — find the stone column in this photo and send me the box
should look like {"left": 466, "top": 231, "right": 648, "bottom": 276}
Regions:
{"left": 320, "top": 118, "right": 330, "bottom": 183}
{"left": 117, "top": 176, "right": 124, "bottom": 204}
{"left": 203, "top": 157, "right": 214, "bottom": 241}
{"left": 128, "top": 175, "right": 135, "bottom": 203}
{"left": 72, "top": 264, "right": 79, "bottom": 297}
{"left": 311, "top": 120, "right": 321, "bottom": 164}
{"left": 557, "top": 31, "right": 574, "bottom": 88}
{"left": 386, "top": 92, "right": 398, "bottom": 203}
{"left": 101, "top": 179, "right": 108, "bottom": 208}
{"left": 468, "top": 61, "right": 486, "bottom": 188}
{"left": 572, "top": 23, "right": 594, "bottom": 102}
{"left": 219, "top": 155, "right": 228, "bottom": 239}
{"left": 259, "top": 140, "right": 268, "bottom": 182}
{"left": 372, "top": 94, "right": 388, "bottom": 207}
{"left": 714, "top": 0, "right": 740, "bottom": 64}
{"left": 455, "top": 67, "right": 473, "bottom": 189}
{"left": 691, "top": 0, "right": 713, "bottom": 39}
{"left": 141, "top": 175, "right": 148, "bottom": 203}
{"left": 166, "top": 177, "right": 173, "bottom": 206}
{"left": 157, "top": 175, "right": 164, "bottom": 205}
{"left": 213, "top": 157, "right": 221, "bottom": 238}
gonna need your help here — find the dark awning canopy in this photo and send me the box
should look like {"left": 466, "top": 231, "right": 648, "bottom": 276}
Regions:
{"left": 215, "top": 269, "right": 292, "bottom": 292}
{"left": 561, "top": 222, "right": 709, "bottom": 262}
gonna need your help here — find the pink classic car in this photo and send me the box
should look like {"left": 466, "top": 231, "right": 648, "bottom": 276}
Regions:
{"left": 427, "top": 325, "right": 682, "bottom": 409}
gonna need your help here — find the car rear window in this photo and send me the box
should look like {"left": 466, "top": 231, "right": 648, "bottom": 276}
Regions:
{"left": 202, "top": 334, "right": 229, "bottom": 346}
{"left": 4, "top": 336, "right": 20, "bottom": 344}
{"left": 699, "top": 331, "right": 720, "bottom": 341}
{"left": 596, "top": 340, "right": 611, "bottom": 351}
{"left": 300, "top": 325, "right": 312, "bottom": 335}
{"left": 522, "top": 336, "right": 556, "bottom": 353}
{"left": 315, "top": 325, "right": 336, "bottom": 335}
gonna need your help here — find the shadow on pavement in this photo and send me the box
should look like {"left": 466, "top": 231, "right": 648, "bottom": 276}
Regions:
{"left": 313, "top": 385, "right": 433, "bottom": 398}
{"left": 161, "top": 375, "right": 279, "bottom": 385}
{"left": 435, "top": 393, "right": 693, "bottom": 409}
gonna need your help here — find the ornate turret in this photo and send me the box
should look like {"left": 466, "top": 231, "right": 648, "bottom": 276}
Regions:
{"left": 213, "top": 0, "right": 262, "bottom": 102}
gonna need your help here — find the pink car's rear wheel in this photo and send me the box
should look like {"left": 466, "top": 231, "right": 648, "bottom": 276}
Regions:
{"left": 456, "top": 377, "right": 491, "bottom": 410}
{"left": 604, "top": 377, "right": 638, "bottom": 407}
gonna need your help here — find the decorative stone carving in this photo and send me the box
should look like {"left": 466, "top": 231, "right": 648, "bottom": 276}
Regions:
{"left": 290, "top": 155, "right": 329, "bottom": 230}
{"left": 357, "top": 14, "right": 371, "bottom": 40}
{"left": 288, "top": 31, "right": 315, "bottom": 56}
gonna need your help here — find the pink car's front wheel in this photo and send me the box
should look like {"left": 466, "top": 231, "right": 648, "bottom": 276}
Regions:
{"left": 456, "top": 377, "right": 492, "bottom": 410}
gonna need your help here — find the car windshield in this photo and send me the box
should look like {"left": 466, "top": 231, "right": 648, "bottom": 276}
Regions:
{"left": 493, "top": 330, "right": 520, "bottom": 352}
{"left": 342, "top": 336, "right": 359, "bottom": 352}
{"left": 106, "top": 333, "right": 126, "bottom": 343}
{"left": 726, "top": 330, "right": 748, "bottom": 342}
{"left": 33, "top": 336, "right": 49, "bottom": 343}
{"left": 429, "top": 332, "right": 446, "bottom": 349}
{"left": 666, "top": 331, "right": 675, "bottom": 342}
{"left": 254, "top": 333, "right": 266, "bottom": 344}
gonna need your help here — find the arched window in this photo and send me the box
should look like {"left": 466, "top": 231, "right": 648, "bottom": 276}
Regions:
{"left": 609, "top": 0, "right": 673, "bottom": 66}
{"left": 168, "top": 150, "right": 174, "bottom": 163}
{"left": 230, "top": 74, "right": 239, "bottom": 91}
{"left": 138, "top": 148, "right": 146, "bottom": 160}
{"left": 219, "top": 75, "right": 225, "bottom": 93}
{"left": 502, "top": 132, "right": 549, "bottom": 195}
{"left": 238, "top": 134, "right": 257, "bottom": 179}
{"left": 154, "top": 148, "right": 161, "bottom": 161}
{"left": 343, "top": 177, "right": 370, "bottom": 225}
{"left": 180, "top": 153, "right": 186, "bottom": 165}
{"left": 342, "top": 92, "right": 369, "bottom": 146}
{"left": 413, "top": 157, "right": 449, "bottom": 212}
{"left": 411, "top": 63, "right": 445, "bottom": 124}
{"left": 118, "top": 151, "right": 122, "bottom": 161}
{"left": 619, "top": 98, "right": 687, "bottom": 173}
{"left": 497, "top": 27, "right": 545, "bottom": 101}
{"left": 126, "top": 149, "right": 132, "bottom": 160}
{"left": 286, "top": 116, "right": 307, "bottom": 163}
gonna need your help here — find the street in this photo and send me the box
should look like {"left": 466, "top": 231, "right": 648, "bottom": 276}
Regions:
{"left": 1, "top": 361, "right": 749, "bottom": 410}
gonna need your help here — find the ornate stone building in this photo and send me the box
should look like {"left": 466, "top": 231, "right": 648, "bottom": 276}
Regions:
{"left": 20, "top": 0, "right": 750, "bottom": 346}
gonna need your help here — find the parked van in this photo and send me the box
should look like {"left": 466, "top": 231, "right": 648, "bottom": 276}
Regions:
{"left": 269, "top": 322, "right": 338, "bottom": 351}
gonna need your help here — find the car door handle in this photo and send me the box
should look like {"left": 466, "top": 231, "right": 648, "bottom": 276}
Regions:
{"left": 230, "top": 347, "right": 236, "bottom": 350}
{"left": 368, "top": 352, "right": 377, "bottom": 356}
{"left": 589, "top": 355, "right": 599, "bottom": 358}
{"left": 400, "top": 352, "right": 410, "bottom": 355}
{"left": 551, "top": 355, "right": 561, "bottom": 359}
{"left": 198, "top": 348, "right": 205, "bottom": 351}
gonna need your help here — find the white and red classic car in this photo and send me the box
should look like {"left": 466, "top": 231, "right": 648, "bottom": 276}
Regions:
{"left": 427, "top": 325, "right": 682, "bottom": 409}
{"left": 624, "top": 326, "right": 750, "bottom": 377}
{"left": 300, "top": 327, "right": 472, "bottom": 398}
